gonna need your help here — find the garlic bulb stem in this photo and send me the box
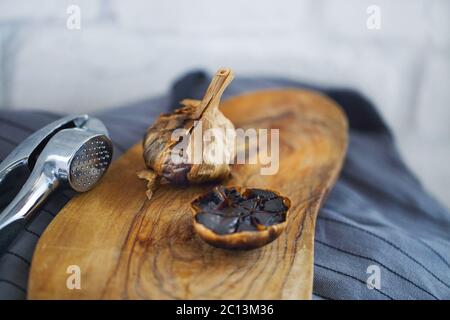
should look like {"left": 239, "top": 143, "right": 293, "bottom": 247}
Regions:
{"left": 195, "top": 68, "right": 234, "bottom": 118}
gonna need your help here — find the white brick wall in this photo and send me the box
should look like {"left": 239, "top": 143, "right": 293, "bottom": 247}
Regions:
{"left": 429, "top": 0, "right": 450, "bottom": 50}
{"left": 111, "top": 0, "right": 312, "bottom": 34}
{"left": 0, "top": 0, "right": 449, "bottom": 207}
{"left": 417, "top": 52, "right": 450, "bottom": 138}
{"left": 0, "top": 0, "right": 101, "bottom": 22}
{"left": 321, "top": 0, "right": 430, "bottom": 44}
{"left": 10, "top": 25, "right": 166, "bottom": 112}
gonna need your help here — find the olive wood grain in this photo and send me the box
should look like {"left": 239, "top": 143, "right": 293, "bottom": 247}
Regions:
{"left": 28, "top": 89, "right": 348, "bottom": 299}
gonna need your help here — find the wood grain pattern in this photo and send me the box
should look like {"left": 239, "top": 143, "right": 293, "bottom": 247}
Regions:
{"left": 28, "top": 89, "right": 348, "bottom": 299}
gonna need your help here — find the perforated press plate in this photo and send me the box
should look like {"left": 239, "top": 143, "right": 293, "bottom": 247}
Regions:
{"left": 69, "top": 136, "right": 113, "bottom": 192}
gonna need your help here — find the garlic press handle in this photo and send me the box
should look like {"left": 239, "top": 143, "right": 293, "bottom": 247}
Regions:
{"left": 0, "top": 163, "right": 59, "bottom": 252}
{"left": 0, "top": 114, "right": 89, "bottom": 186}
{"left": 0, "top": 163, "right": 59, "bottom": 231}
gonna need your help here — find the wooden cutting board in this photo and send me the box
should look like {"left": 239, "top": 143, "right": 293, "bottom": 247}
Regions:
{"left": 28, "top": 89, "right": 348, "bottom": 299}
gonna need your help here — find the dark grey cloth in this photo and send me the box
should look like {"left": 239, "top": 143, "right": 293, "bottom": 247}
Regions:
{"left": 0, "top": 72, "right": 449, "bottom": 299}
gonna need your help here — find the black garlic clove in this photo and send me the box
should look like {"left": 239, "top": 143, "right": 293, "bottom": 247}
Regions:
{"left": 191, "top": 186, "right": 291, "bottom": 250}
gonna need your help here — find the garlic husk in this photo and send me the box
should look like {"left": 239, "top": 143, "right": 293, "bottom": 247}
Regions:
{"left": 139, "top": 68, "right": 236, "bottom": 197}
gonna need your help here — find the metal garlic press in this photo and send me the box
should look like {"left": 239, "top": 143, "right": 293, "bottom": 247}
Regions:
{"left": 0, "top": 115, "right": 113, "bottom": 247}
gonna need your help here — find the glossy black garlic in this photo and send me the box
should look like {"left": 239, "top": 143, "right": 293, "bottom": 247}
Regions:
{"left": 192, "top": 186, "right": 289, "bottom": 235}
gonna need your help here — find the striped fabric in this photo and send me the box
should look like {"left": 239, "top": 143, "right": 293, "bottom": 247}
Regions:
{"left": 0, "top": 72, "right": 449, "bottom": 299}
